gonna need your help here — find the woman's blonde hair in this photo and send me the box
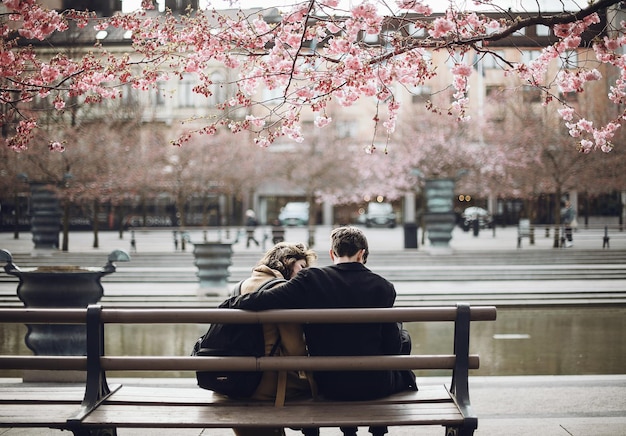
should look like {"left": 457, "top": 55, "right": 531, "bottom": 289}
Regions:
{"left": 256, "top": 242, "right": 317, "bottom": 279}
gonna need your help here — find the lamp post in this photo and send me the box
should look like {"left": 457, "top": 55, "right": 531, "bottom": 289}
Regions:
{"left": 13, "top": 174, "right": 29, "bottom": 239}
{"left": 403, "top": 169, "right": 423, "bottom": 249}
{"left": 61, "top": 172, "right": 72, "bottom": 252}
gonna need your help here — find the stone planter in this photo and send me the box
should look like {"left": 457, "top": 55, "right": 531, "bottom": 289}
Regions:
{"left": 29, "top": 183, "right": 62, "bottom": 254}
{"left": 423, "top": 178, "right": 456, "bottom": 252}
{"left": 192, "top": 242, "right": 233, "bottom": 296}
{"left": 0, "top": 249, "right": 130, "bottom": 357}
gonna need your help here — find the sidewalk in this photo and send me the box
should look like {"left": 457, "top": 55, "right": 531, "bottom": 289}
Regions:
{"left": 2, "top": 224, "right": 624, "bottom": 255}
{"left": 1, "top": 375, "right": 625, "bottom": 435}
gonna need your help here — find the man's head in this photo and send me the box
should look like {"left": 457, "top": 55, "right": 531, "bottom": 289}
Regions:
{"left": 329, "top": 226, "right": 369, "bottom": 264}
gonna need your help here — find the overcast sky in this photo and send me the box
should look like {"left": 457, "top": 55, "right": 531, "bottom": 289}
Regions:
{"left": 121, "top": 0, "right": 589, "bottom": 14}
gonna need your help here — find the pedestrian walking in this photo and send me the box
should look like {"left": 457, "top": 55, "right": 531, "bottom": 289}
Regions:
{"left": 271, "top": 219, "right": 285, "bottom": 244}
{"left": 561, "top": 200, "right": 576, "bottom": 247}
{"left": 130, "top": 230, "right": 137, "bottom": 253}
{"left": 245, "top": 209, "right": 260, "bottom": 248}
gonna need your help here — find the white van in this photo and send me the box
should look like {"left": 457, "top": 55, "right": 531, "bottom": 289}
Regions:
{"left": 365, "top": 202, "right": 396, "bottom": 228}
{"left": 278, "top": 202, "right": 309, "bottom": 226}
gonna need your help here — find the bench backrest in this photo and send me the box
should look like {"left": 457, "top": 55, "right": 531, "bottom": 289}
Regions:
{"left": 0, "top": 304, "right": 496, "bottom": 415}
{"left": 1, "top": 305, "right": 496, "bottom": 372}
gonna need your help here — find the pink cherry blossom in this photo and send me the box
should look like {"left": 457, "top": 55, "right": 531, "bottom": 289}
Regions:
{"left": 314, "top": 115, "right": 332, "bottom": 128}
{"left": 429, "top": 17, "right": 454, "bottom": 38}
{"left": 1, "top": 0, "right": 625, "bottom": 154}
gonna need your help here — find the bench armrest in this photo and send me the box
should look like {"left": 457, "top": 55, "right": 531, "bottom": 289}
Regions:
{"left": 450, "top": 303, "right": 477, "bottom": 429}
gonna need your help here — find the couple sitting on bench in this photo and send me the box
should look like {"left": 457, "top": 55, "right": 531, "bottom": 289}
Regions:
{"left": 230, "top": 226, "right": 418, "bottom": 436}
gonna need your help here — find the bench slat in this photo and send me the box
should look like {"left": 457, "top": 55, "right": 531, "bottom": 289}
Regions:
{"left": 102, "top": 384, "right": 453, "bottom": 406}
{"left": 82, "top": 402, "right": 465, "bottom": 428}
{"left": 0, "top": 404, "right": 80, "bottom": 426}
{"left": 0, "top": 354, "right": 480, "bottom": 371}
{"left": 0, "top": 384, "right": 85, "bottom": 403}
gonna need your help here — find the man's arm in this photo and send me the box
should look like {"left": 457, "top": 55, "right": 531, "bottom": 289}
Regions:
{"left": 379, "top": 280, "right": 403, "bottom": 354}
{"left": 232, "top": 271, "right": 312, "bottom": 310}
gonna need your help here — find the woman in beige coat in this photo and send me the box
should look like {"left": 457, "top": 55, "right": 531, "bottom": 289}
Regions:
{"left": 233, "top": 242, "right": 318, "bottom": 436}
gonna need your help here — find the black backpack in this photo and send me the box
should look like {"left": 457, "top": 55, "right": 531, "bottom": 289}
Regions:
{"left": 191, "top": 278, "right": 287, "bottom": 398}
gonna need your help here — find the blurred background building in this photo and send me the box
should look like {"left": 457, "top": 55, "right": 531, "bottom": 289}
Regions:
{"left": 1, "top": 0, "right": 625, "bottom": 236}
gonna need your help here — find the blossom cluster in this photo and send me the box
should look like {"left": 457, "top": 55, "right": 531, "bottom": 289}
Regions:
{"left": 1, "top": 0, "right": 625, "bottom": 153}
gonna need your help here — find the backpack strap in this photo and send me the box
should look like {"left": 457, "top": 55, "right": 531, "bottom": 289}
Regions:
{"left": 256, "top": 277, "right": 287, "bottom": 292}
{"left": 254, "top": 277, "right": 288, "bottom": 407}
{"left": 230, "top": 280, "right": 244, "bottom": 297}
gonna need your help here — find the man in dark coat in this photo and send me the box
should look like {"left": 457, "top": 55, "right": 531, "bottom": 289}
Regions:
{"left": 233, "top": 226, "right": 417, "bottom": 436}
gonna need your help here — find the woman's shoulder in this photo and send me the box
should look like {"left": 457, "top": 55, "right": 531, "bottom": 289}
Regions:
{"left": 241, "top": 268, "right": 283, "bottom": 294}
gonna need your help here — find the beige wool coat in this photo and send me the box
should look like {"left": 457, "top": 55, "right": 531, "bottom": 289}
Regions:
{"left": 239, "top": 265, "right": 313, "bottom": 401}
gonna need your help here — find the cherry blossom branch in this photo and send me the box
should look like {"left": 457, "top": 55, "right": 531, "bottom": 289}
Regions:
{"left": 1, "top": 0, "right": 625, "bottom": 153}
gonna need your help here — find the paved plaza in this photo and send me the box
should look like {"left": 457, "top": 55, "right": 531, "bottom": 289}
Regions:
{"left": 2, "top": 223, "right": 625, "bottom": 255}
{"left": 1, "top": 224, "right": 625, "bottom": 435}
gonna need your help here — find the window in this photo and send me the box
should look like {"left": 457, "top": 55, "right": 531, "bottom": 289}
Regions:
{"left": 486, "top": 85, "right": 505, "bottom": 98}
{"left": 407, "top": 22, "right": 425, "bottom": 38}
{"left": 120, "top": 83, "right": 137, "bottom": 106}
{"left": 363, "top": 31, "right": 378, "bottom": 44}
{"left": 208, "top": 72, "right": 227, "bottom": 107}
{"left": 559, "top": 50, "right": 578, "bottom": 69}
{"left": 409, "top": 85, "right": 431, "bottom": 103}
{"left": 522, "top": 85, "right": 542, "bottom": 103}
{"left": 336, "top": 120, "right": 358, "bottom": 138}
{"left": 381, "top": 30, "right": 395, "bottom": 49}
{"left": 178, "top": 75, "right": 196, "bottom": 108}
{"left": 262, "top": 86, "right": 286, "bottom": 105}
{"left": 154, "top": 81, "right": 166, "bottom": 106}
{"left": 560, "top": 91, "right": 579, "bottom": 103}
{"left": 536, "top": 25, "right": 550, "bottom": 36}
{"left": 521, "top": 50, "right": 541, "bottom": 64}
{"left": 481, "top": 51, "right": 505, "bottom": 69}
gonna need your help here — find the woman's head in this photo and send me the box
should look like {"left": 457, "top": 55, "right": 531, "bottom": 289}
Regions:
{"left": 257, "top": 242, "right": 317, "bottom": 279}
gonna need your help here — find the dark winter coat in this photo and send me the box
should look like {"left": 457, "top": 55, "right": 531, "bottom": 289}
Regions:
{"left": 232, "top": 262, "right": 417, "bottom": 400}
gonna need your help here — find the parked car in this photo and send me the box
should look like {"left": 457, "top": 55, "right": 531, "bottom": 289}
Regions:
{"left": 278, "top": 202, "right": 309, "bottom": 226}
{"left": 364, "top": 202, "right": 396, "bottom": 228}
{"left": 461, "top": 206, "right": 493, "bottom": 230}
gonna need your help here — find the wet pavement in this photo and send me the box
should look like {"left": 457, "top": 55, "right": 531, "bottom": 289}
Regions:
{"left": 1, "top": 225, "right": 625, "bottom": 435}
{"left": 1, "top": 375, "right": 624, "bottom": 436}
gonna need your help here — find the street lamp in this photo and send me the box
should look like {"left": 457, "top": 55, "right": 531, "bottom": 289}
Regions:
{"left": 14, "top": 173, "right": 29, "bottom": 240}
{"left": 61, "top": 172, "right": 73, "bottom": 252}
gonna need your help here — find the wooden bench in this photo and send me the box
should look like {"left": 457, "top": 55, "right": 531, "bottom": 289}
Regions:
{"left": 0, "top": 304, "right": 496, "bottom": 436}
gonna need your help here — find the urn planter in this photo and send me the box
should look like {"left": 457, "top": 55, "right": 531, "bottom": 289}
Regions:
{"left": 0, "top": 249, "right": 130, "bottom": 357}
{"left": 192, "top": 242, "right": 233, "bottom": 296}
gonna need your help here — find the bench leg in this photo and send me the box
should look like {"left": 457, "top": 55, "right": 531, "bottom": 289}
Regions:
{"left": 70, "top": 428, "right": 117, "bottom": 436}
{"left": 446, "top": 426, "right": 475, "bottom": 436}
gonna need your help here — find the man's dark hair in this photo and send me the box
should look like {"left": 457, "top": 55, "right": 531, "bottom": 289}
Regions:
{"left": 330, "top": 226, "right": 369, "bottom": 264}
